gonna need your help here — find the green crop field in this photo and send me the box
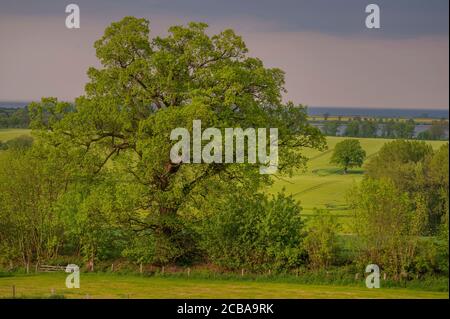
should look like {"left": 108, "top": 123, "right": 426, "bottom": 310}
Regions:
{"left": 269, "top": 136, "right": 447, "bottom": 232}
{"left": 0, "top": 273, "right": 447, "bottom": 299}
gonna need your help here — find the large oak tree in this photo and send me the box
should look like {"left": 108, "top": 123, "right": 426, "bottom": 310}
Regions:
{"left": 30, "top": 17, "right": 325, "bottom": 262}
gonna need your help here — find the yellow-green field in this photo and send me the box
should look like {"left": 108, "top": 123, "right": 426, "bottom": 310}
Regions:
{"left": 269, "top": 137, "right": 447, "bottom": 232}
{"left": 0, "top": 273, "right": 447, "bottom": 299}
{"left": 0, "top": 129, "right": 31, "bottom": 141}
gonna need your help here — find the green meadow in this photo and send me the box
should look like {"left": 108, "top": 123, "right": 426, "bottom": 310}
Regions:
{"left": 0, "top": 273, "right": 447, "bottom": 299}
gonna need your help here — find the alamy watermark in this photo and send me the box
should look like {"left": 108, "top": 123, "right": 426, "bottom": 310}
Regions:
{"left": 65, "top": 264, "right": 80, "bottom": 288}
{"left": 365, "top": 4, "right": 381, "bottom": 29}
{"left": 365, "top": 264, "right": 380, "bottom": 288}
{"left": 65, "top": 4, "right": 80, "bottom": 29}
{"left": 170, "top": 120, "right": 278, "bottom": 174}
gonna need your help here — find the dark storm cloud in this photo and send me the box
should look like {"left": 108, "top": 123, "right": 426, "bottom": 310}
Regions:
{"left": 1, "top": 0, "right": 448, "bottom": 37}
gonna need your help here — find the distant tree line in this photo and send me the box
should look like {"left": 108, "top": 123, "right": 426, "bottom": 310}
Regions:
{"left": 417, "top": 120, "right": 449, "bottom": 141}
{"left": 0, "top": 107, "right": 30, "bottom": 128}
{"left": 0, "top": 135, "right": 33, "bottom": 151}
{"left": 1, "top": 137, "right": 448, "bottom": 280}
{"left": 321, "top": 118, "right": 448, "bottom": 140}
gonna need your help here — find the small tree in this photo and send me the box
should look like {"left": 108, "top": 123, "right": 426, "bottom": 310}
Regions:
{"left": 330, "top": 139, "right": 366, "bottom": 173}
{"left": 305, "top": 209, "right": 340, "bottom": 269}
{"left": 348, "top": 178, "right": 427, "bottom": 279}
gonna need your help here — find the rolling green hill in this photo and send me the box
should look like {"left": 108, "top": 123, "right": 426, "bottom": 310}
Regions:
{"left": 269, "top": 136, "right": 447, "bottom": 232}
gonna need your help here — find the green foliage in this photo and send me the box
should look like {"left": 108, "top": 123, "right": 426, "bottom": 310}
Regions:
{"left": 417, "top": 120, "right": 448, "bottom": 141}
{"left": 366, "top": 140, "right": 448, "bottom": 234}
{"left": 199, "top": 191, "right": 305, "bottom": 271}
{"left": 304, "top": 209, "right": 341, "bottom": 269}
{"left": 367, "top": 139, "right": 432, "bottom": 172}
{"left": 322, "top": 121, "right": 339, "bottom": 136}
{"left": 0, "top": 147, "right": 67, "bottom": 266}
{"left": 365, "top": 139, "right": 433, "bottom": 194}
{"left": 330, "top": 139, "right": 366, "bottom": 173}
{"left": 25, "top": 17, "right": 324, "bottom": 265}
{"left": 344, "top": 120, "right": 360, "bottom": 137}
{"left": 382, "top": 119, "right": 416, "bottom": 139}
{"left": 0, "top": 107, "right": 30, "bottom": 128}
{"left": 348, "top": 178, "right": 427, "bottom": 279}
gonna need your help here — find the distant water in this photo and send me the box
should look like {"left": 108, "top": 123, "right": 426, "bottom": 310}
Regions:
{"left": 308, "top": 107, "right": 449, "bottom": 119}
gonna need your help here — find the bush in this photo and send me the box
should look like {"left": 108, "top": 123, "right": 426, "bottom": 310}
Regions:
{"left": 348, "top": 178, "right": 427, "bottom": 280}
{"left": 199, "top": 191, "right": 306, "bottom": 271}
{"left": 305, "top": 209, "right": 341, "bottom": 269}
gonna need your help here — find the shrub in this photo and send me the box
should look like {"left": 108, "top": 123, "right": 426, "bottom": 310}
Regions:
{"left": 199, "top": 191, "right": 306, "bottom": 271}
{"left": 305, "top": 209, "right": 341, "bottom": 269}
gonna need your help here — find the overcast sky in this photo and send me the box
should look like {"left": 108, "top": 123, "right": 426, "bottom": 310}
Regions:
{"left": 0, "top": 0, "right": 448, "bottom": 108}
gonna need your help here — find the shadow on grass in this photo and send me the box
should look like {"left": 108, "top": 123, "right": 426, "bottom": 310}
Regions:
{"left": 312, "top": 168, "right": 364, "bottom": 176}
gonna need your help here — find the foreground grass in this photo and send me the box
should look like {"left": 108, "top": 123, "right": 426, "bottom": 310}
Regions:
{"left": 0, "top": 273, "right": 447, "bottom": 299}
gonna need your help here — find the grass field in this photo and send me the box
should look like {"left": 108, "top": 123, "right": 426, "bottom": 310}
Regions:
{"left": 269, "top": 136, "right": 447, "bottom": 232}
{"left": 0, "top": 273, "right": 447, "bottom": 299}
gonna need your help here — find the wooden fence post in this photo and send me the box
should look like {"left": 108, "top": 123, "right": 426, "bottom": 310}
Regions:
{"left": 187, "top": 267, "right": 191, "bottom": 277}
